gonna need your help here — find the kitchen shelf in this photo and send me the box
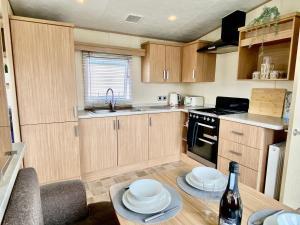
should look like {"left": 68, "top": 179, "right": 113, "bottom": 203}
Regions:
{"left": 237, "top": 12, "right": 300, "bottom": 81}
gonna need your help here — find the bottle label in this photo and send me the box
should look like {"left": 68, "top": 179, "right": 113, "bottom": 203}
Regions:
{"left": 219, "top": 218, "right": 238, "bottom": 225}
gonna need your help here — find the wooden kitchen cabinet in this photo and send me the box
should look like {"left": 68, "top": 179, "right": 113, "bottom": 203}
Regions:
{"left": 142, "top": 42, "right": 181, "bottom": 83}
{"left": 79, "top": 117, "right": 117, "bottom": 175}
{"left": 182, "top": 41, "right": 216, "bottom": 82}
{"left": 218, "top": 119, "right": 285, "bottom": 191}
{"left": 22, "top": 122, "right": 80, "bottom": 184}
{"left": 10, "top": 17, "right": 77, "bottom": 125}
{"left": 149, "top": 112, "right": 182, "bottom": 160}
{"left": 117, "top": 114, "right": 149, "bottom": 166}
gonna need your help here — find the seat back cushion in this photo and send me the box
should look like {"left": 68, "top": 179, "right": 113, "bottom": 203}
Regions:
{"left": 2, "top": 168, "right": 44, "bottom": 225}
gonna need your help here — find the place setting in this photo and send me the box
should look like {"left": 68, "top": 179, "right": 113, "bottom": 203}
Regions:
{"left": 110, "top": 178, "right": 182, "bottom": 224}
{"left": 176, "top": 166, "right": 227, "bottom": 200}
{"left": 248, "top": 208, "right": 300, "bottom": 225}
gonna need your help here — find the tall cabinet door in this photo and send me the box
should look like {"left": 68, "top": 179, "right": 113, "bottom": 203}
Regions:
{"left": 10, "top": 19, "right": 77, "bottom": 125}
{"left": 22, "top": 122, "right": 80, "bottom": 184}
{"left": 117, "top": 114, "right": 149, "bottom": 166}
{"left": 79, "top": 117, "right": 117, "bottom": 174}
{"left": 182, "top": 43, "right": 198, "bottom": 82}
{"left": 165, "top": 46, "right": 181, "bottom": 82}
{"left": 149, "top": 112, "right": 182, "bottom": 160}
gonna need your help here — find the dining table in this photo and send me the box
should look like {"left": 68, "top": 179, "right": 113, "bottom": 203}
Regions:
{"left": 109, "top": 159, "right": 291, "bottom": 225}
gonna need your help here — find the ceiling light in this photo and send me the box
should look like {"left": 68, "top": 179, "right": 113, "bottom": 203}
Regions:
{"left": 77, "top": 0, "right": 85, "bottom": 4}
{"left": 168, "top": 15, "right": 177, "bottom": 21}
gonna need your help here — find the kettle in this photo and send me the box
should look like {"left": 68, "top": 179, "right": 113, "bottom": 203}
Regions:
{"left": 169, "top": 93, "right": 181, "bottom": 106}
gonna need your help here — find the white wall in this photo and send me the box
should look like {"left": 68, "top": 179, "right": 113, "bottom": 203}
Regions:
{"left": 188, "top": 0, "right": 300, "bottom": 105}
{"left": 74, "top": 29, "right": 187, "bottom": 109}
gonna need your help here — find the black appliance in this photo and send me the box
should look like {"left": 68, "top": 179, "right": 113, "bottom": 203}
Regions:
{"left": 197, "top": 10, "right": 246, "bottom": 54}
{"left": 187, "top": 96, "right": 249, "bottom": 168}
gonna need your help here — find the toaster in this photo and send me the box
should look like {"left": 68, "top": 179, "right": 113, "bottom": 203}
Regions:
{"left": 184, "top": 96, "right": 205, "bottom": 107}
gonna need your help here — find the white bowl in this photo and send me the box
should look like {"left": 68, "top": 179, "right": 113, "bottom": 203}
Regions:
{"left": 277, "top": 213, "right": 300, "bottom": 225}
{"left": 192, "top": 167, "right": 223, "bottom": 183}
{"left": 129, "top": 179, "right": 163, "bottom": 202}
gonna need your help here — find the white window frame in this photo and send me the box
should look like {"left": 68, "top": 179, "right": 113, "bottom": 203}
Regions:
{"left": 82, "top": 51, "right": 132, "bottom": 108}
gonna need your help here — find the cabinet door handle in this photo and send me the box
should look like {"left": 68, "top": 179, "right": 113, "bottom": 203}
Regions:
{"left": 166, "top": 70, "right": 169, "bottom": 80}
{"left": 73, "top": 106, "right": 78, "bottom": 118}
{"left": 117, "top": 120, "right": 120, "bottom": 129}
{"left": 113, "top": 120, "right": 116, "bottom": 130}
{"left": 163, "top": 70, "right": 166, "bottom": 80}
{"left": 192, "top": 69, "right": 195, "bottom": 79}
{"left": 229, "top": 150, "right": 242, "bottom": 156}
{"left": 74, "top": 125, "right": 79, "bottom": 137}
{"left": 149, "top": 117, "right": 152, "bottom": 126}
{"left": 231, "top": 131, "right": 244, "bottom": 136}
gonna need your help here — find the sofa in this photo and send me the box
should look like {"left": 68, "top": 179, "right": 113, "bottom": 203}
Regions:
{"left": 2, "top": 168, "right": 120, "bottom": 225}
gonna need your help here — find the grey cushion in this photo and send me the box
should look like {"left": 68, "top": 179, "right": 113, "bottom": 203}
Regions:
{"left": 2, "top": 168, "right": 44, "bottom": 225}
{"left": 40, "top": 180, "right": 88, "bottom": 225}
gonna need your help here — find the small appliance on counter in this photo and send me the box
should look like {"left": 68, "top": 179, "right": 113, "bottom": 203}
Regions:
{"left": 169, "top": 93, "right": 181, "bottom": 106}
{"left": 184, "top": 96, "right": 205, "bottom": 107}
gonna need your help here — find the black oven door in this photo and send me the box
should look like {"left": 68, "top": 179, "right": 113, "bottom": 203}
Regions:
{"left": 187, "top": 120, "right": 218, "bottom": 168}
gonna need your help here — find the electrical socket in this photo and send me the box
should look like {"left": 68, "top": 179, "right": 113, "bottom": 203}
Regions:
{"left": 157, "top": 96, "right": 167, "bottom": 101}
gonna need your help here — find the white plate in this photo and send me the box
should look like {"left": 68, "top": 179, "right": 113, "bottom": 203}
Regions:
{"left": 277, "top": 213, "right": 300, "bottom": 225}
{"left": 185, "top": 172, "right": 226, "bottom": 192}
{"left": 122, "top": 188, "right": 171, "bottom": 214}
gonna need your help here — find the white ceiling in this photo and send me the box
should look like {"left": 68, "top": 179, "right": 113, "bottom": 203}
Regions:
{"left": 9, "top": 0, "right": 268, "bottom": 42}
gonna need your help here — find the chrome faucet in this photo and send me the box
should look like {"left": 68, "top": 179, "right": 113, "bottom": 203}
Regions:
{"left": 105, "top": 88, "right": 116, "bottom": 112}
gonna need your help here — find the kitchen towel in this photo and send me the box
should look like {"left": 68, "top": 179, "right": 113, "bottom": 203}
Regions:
{"left": 110, "top": 182, "right": 182, "bottom": 224}
{"left": 176, "top": 174, "right": 224, "bottom": 201}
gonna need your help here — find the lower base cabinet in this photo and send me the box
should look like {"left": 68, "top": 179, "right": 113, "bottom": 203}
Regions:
{"left": 149, "top": 112, "right": 182, "bottom": 160}
{"left": 79, "top": 112, "right": 183, "bottom": 181}
{"left": 22, "top": 122, "right": 80, "bottom": 184}
{"left": 117, "top": 114, "right": 149, "bottom": 166}
{"left": 79, "top": 117, "right": 118, "bottom": 174}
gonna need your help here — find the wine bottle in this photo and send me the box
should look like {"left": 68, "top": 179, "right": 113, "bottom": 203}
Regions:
{"left": 219, "top": 161, "right": 243, "bottom": 225}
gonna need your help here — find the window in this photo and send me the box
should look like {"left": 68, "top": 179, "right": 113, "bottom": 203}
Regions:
{"left": 82, "top": 52, "right": 132, "bottom": 107}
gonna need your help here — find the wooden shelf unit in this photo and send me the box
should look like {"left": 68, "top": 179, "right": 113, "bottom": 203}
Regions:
{"left": 237, "top": 12, "right": 300, "bottom": 81}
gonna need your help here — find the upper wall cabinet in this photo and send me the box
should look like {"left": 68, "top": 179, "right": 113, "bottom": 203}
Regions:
{"left": 10, "top": 17, "right": 78, "bottom": 125}
{"left": 142, "top": 42, "right": 182, "bottom": 83}
{"left": 237, "top": 12, "right": 300, "bottom": 81}
{"left": 182, "top": 41, "right": 216, "bottom": 82}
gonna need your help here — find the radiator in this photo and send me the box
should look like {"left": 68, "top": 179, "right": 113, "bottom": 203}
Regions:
{"left": 264, "top": 142, "right": 286, "bottom": 200}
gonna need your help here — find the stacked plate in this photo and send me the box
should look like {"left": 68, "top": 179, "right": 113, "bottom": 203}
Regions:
{"left": 122, "top": 179, "right": 171, "bottom": 214}
{"left": 185, "top": 167, "right": 227, "bottom": 192}
{"left": 265, "top": 212, "right": 300, "bottom": 225}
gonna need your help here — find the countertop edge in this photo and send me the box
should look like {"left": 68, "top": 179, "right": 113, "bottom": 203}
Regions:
{"left": 78, "top": 108, "right": 192, "bottom": 119}
{"left": 219, "top": 114, "right": 287, "bottom": 130}
{"left": 0, "top": 143, "right": 26, "bottom": 223}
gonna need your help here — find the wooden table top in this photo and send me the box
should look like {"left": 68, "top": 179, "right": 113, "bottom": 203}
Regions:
{"left": 110, "top": 161, "right": 290, "bottom": 225}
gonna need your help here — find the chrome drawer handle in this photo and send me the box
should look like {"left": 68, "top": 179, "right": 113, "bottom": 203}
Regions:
{"left": 231, "top": 131, "right": 244, "bottom": 136}
{"left": 229, "top": 150, "right": 242, "bottom": 156}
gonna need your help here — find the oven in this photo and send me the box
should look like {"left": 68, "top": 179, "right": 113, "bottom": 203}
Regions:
{"left": 187, "top": 112, "right": 219, "bottom": 168}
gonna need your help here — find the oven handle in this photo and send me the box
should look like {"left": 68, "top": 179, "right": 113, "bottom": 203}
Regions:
{"left": 198, "top": 138, "right": 215, "bottom": 145}
{"left": 197, "top": 122, "right": 216, "bottom": 129}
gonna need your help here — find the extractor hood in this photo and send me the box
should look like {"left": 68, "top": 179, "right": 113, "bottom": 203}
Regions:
{"left": 198, "top": 10, "right": 246, "bottom": 54}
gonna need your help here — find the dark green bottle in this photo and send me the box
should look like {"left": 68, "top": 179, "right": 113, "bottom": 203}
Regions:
{"left": 219, "top": 161, "right": 243, "bottom": 225}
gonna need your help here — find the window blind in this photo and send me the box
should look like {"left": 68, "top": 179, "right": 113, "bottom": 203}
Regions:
{"left": 82, "top": 52, "right": 132, "bottom": 107}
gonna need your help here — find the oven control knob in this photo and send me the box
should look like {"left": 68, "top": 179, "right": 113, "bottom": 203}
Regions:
{"left": 203, "top": 117, "right": 206, "bottom": 120}
{"left": 207, "top": 117, "right": 210, "bottom": 121}
{"left": 196, "top": 116, "right": 199, "bottom": 119}
{"left": 211, "top": 118, "right": 215, "bottom": 122}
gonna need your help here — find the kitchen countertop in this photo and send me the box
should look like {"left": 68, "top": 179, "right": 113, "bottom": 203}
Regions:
{"left": 78, "top": 105, "right": 206, "bottom": 119}
{"left": 219, "top": 113, "right": 288, "bottom": 130}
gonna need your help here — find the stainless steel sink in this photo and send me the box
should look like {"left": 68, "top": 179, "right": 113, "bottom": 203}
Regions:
{"left": 147, "top": 105, "right": 172, "bottom": 110}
